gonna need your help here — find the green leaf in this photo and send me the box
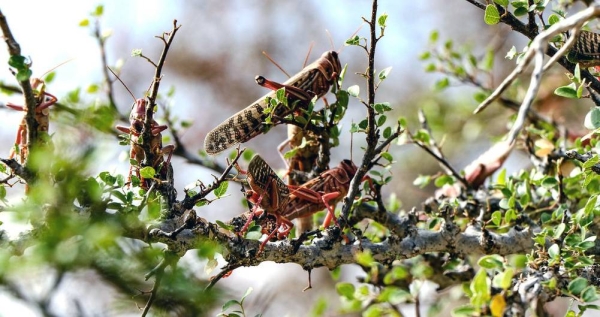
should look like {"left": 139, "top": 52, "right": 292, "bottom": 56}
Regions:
{"left": 345, "top": 35, "right": 360, "bottom": 46}
{"left": 377, "top": 13, "right": 388, "bottom": 28}
{"left": 241, "top": 287, "right": 253, "bottom": 304}
{"left": 355, "top": 250, "right": 375, "bottom": 266}
{"left": 413, "top": 175, "right": 431, "bottom": 188}
{"left": 139, "top": 167, "right": 156, "bottom": 179}
{"left": 383, "top": 126, "right": 392, "bottom": 138}
{"left": 79, "top": 19, "right": 90, "bottom": 27}
{"left": 568, "top": 277, "right": 588, "bottom": 296}
{"left": 347, "top": 85, "right": 360, "bottom": 97}
{"left": 245, "top": 229, "right": 262, "bottom": 240}
{"left": 93, "top": 4, "right": 104, "bottom": 17}
{"left": 381, "top": 152, "right": 393, "bottom": 162}
{"left": 581, "top": 286, "right": 599, "bottom": 302}
{"left": 336, "top": 282, "right": 355, "bottom": 300}
{"left": 452, "top": 304, "right": 476, "bottom": 316}
{"left": 491, "top": 210, "right": 502, "bottom": 226}
{"left": 0, "top": 186, "right": 6, "bottom": 200}
{"left": 494, "top": 0, "right": 508, "bottom": 6}
{"left": 478, "top": 255, "right": 504, "bottom": 269}
{"left": 553, "top": 223, "right": 566, "bottom": 240}
{"left": 555, "top": 85, "right": 578, "bottom": 99}
{"left": 131, "top": 49, "right": 143, "bottom": 57}
{"left": 514, "top": 7, "right": 528, "bottom": 16}
{"left": 216, "top": 220, "right": 233, "bottom": 231}
{"left": 16, "top": 69, "right": 32, "bottom": 82}
{"left": 541, "top": 177, "right": 558, "bottom": 188}
{"left": 8, "top": 55, "right": 27, "bottom": 69}
{"left": 584, "top": 107, "right": 600, "bottom": 129}
{"left": 484, "top": 4, "right": 501, "bottom": 25}
{"left": 548, "top": 14, "right": 560, "bottom": 25}
{"left": 434, "top": 175, "right": 454, "bottom": 187}
{"left": 376, "top": 115, "right": 386, "bottom": 127}
{"left": 378, "top": 66, "right": 392, "bottom": 80}
{"left": 548, "top": 243, "right": 560, "bottom": 260}
{"left": 435, "top": 77, "right": 450, "bottom": 90}
{"left": 429, "top": 30, "right": 439, "bottom": 43}
{"left": 222, "top": 299, "right": 241, "bottom": 311}
{"left": 214, "top": 181, "right": 228, "bottom": 198}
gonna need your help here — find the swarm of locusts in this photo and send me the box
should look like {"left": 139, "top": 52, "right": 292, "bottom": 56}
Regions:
{"left": 204, "top": 50, "right": 373, "bottom": 250}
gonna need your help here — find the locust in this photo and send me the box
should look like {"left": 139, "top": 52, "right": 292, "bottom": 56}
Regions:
{"left": 237, "top": 156, "right": 366, "bottom": 247}
{"left": 567, "top": 30, "right": 600, "bottom": 68}
{"left": 6, "top": 77, "right": 57, "bottom": 164}
{"left": 204, "top": 50, "right": 341, "bottom": 155}
{"left": 116, "top": 98, "right": 175, "bottom": 189}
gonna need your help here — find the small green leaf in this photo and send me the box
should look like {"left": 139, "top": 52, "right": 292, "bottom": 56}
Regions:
{"left": 214, "top": 181, "right": 229, "bottom": 198}
{"left": 377, "top": 13, "right": 388, "bottom": 28}
{"left": 79, "top": 19, "right": 90, "bottom": 27}
{"left": 383, "top": 126, "right": 392, "bottom": 138}
{"left": 378, "top": 66, "right": 392, "bottom": 80}
{"left": 377, "top": 115, "right": 386, "bottom": 127}
{"left": 0, "top": 186, "right": 6, "bottom": 200}
{"left": 429, "top": 30, "right": 439, "bottom": 43}
{"left": 413, "top": 175, "right": 431, "bottom": 188}
{"left": 581, "top": 286, "right": 599, "bottom": 302}
{"left": 568, "top": 277, "right": 588, "bottom": 296}
{"left": 216, "top": 220, "right": 234, "bottom": 231}
{"left": 435, "top": 77, "right": 450, "bottom": 90}
{"left": 585, "top": 107, "right": 600, "bottom": 129}
{"left": 336, "top": 282, "right": 355, "bottom": 300}
{"left": 131, "top": 49, "right": 143, "bottom": 57}
{"left": 478, "top": 255, "right": 504, "bottom": 269}
{"left": 434, "top": 175, "right": 454, "bottom": 187}
{"left": 93, "top": 5, "right": 104, "bottom": 17}
{"left": 245, "top": 228, "right": 262, "bottom": 240}
{"left": 347, "top": 85, "right": 360, "bottom": 97}
{"left": 8, "top": 55, "right": 27, "bottom": 68}
{"left": 555, "top": 85, "right": 578, "bottom": 99}
{"left": 494, "top": 0, "right": 508, "bottom": 6}
{"left": 16, "top": 69, "right": 32, "bottom": 82}
{"left": 484, "top": 4, "right": 501, "bottom": 25}
{"left": 222, "top": 299, "right": 241, "bottom": 311}
{"left": 139, "top": 167, "right": 155, "bottom": 179}
{"left": 355, "top": 250, "right": 375, "bottom": 266}
{"left": 514, "top": 6, "right": 528, "bottom": 16}
{"left": 345, "top": 35, "right": 360, "bottom": 46}
{"left": 548, "top": 243, "right": 560, "bottom": 260}
{"left": 241, "top": 287, "right": 253, "bottom": 303}
{"left": 548, "top": 14, "right": 560, "bottom": 25}
{"left": 553, "top": 223, "right": 566, "bottom": 240}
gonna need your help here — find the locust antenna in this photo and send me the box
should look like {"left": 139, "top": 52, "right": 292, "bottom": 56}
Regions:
{"left": 262, "top": 51, "right": 291, "bottom": 78}
{"left": 107, "top": 66, "right": 137, "bottom": 104}
{"left": 39, "top": 58, "right": 76, "bottom": 79}
{"left": 303, "top": 41, "right": 315, "bottom": 68}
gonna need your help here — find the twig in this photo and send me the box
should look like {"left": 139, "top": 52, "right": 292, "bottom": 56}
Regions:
{"left": 182, "top": 147, "right": 244, "bottom": 209}
{"left": 205, "top": 263, "right": 241, "bottom": 290}
{"left": 340, "top": 0, "right": 381, "bottom": 227}
{"left": 93, "top": 19, "right": 118, "bottom": 113}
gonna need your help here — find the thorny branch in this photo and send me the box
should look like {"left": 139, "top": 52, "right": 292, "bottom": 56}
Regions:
{"left": 340, "top": 0, "right": 383, "bottom": 227}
